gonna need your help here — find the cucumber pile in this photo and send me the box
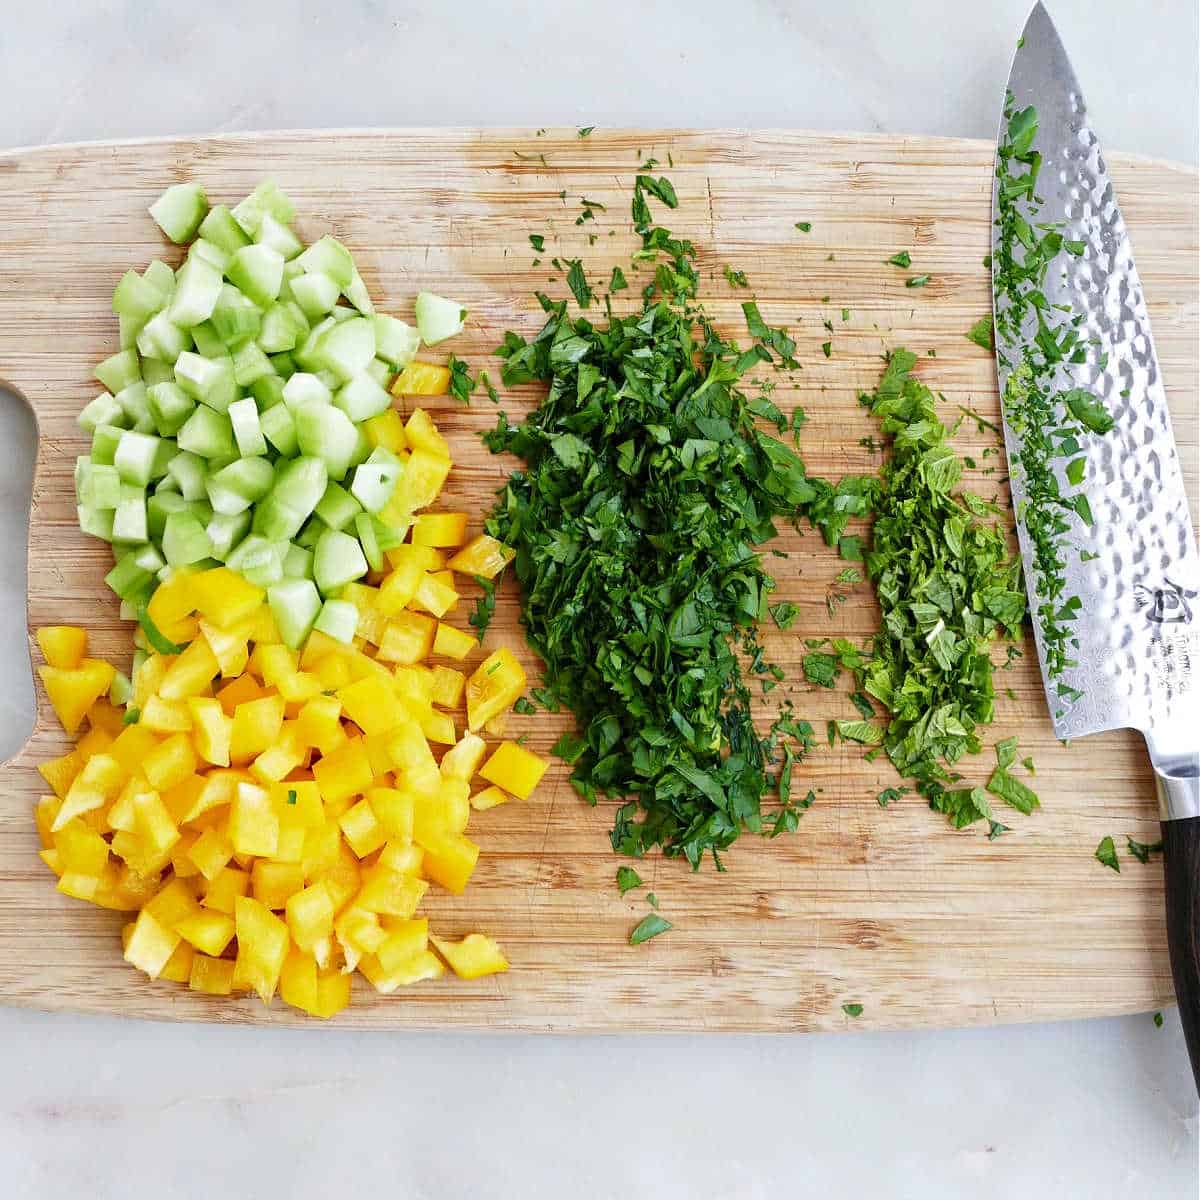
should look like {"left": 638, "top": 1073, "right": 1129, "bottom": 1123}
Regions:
{"left": 75, "top": 180, "right": 467, "bottom": 649}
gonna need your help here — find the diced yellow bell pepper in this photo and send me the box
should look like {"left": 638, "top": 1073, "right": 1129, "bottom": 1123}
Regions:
{"left": 271, "top": 779, "right": 324, "bottom": 828}
{"left": 312, "top": 653, "right": 354, "bottom": 692}
{"left": 479, "top": 740, "right": 549, "bottom": 800}
{"left": 358, "top": 948, "right": 444, "bottom": 993}
{"left": 162, "top": 773, "right": 205, "bottom": 825}
{"left": 420, "top": 708, "right": 456, "bottom": 746}
{"left": 251, "top": 859, "right": 305, "bottom": 910}
{"left": 356, "top": 865, "right": 428, "bottom": 918}
{"left": 105, "top": 724, "right": 159, "bottom": 777}
{"left": 142, "top": 733, "right": 199, "bottom": 792}
{"left": 133, "top": 789, "right": 180, "bottom": 857}
{"left": 142, "top": 876, "right": 202, "bottom": 928}
{"left": 392, "top": 364, "right": 451, "bottom": 399}
{"left": 335, "top": 675, "right": 404, "bottom": 738}
{"left": 254, "top": 643, "right": 298, "bottom": 687}
{"left": 189, "top": 953, "right": 235, "bottom": 996}
{"left": 312, "top": 738, "right": 373, "bottom": 805}
{"left": 201, "top": 865, "right": 251, "bottom": 914}
{"left": 54, "top": 752, "right": 123, "bottom": 830}
{"left": 249, "top": 603, "right": 282, "bottom": 645}
{"left": 339, "top": 797, "right": 388, "bottom": 859}
{"left": 295, "top": 695, "right": 343, "bottom": 754}
{"left": 159, "top": 939, "right": 195, "bottom": 984}
{"left": 280, "top": 948, "right": 320, "bottom": 1014}
{"left": 36, "top": 625, "right": 88, "bottom": 669}
{"left": 188, "top": 697, "right": 232, "bottom": 767}
{"left": 229, "top": 693, "right": 286, "bottom": 765}
{"left": 39, "top": 658, "right": 116, "bottom": 734}
{"left": 124, "top": 907, "right": 181, "bottom": 979}
{"left": 386, "top": 543, "right": 445, "bottom": 573}
{"left": 286, "top": 880, "right": 335, "bottom": 954}
{"left": 368, "top": 787, "right": 415, "bottom": 843}
{"left": 469, "top": 785, "right": 510, "bottom": 811}
{"left": 34, "top": 795, "right": 61, "bottom": 847}
{"left": 233, "top": 895, "right": 290, "bottom": 1004}
{"left": 53, "top": 818, "right": 110, "bottom": 874}
{"left": 379, "top": 841, "right": 423, "bottom": 875}
{"left": 440, "top": 732, "right": 487, "bottom": 782}
{"left": 465, "top": 648, "right": 526, "bottom": 732}
{"left": 230, "top": 781, "right": 279, "bottom": 858}
{"left": 38, "top": 748, "right": 83, "bottom": 799}
{"left": 393, "top": 448, "right": 451, "bottom": 513}
{"left": 132, "top": 652, "right": 171, "bottom": 709}
{"left": 335, "top": 904, "right": 387, "bottom": 958}
{"left": 191, "top": 567, "right": 266, "bottom": 627}
{"left": 188, "top": 826, "right": 234, "bottom": 880}
{"left": 376, "top": 918, "right": 428, "bottom": 972}
{"left": 250, "top": 727, "right": 306, "bottom": 785}
{"left": 429, "top": 665, "right": 466, "bottom": 708}
{"left": 417, "top": 830, "right": 479, "bottom": 894}
{"left": 432, "top": 622, "right": 476, "bottom": 662}
{"left": 175, "top": 909, "right": 235, "bottom": 956}
{"left": 410, "top": 573, "right": 459, "bottom": 619}
{"left": 385, "top": 723, "right": 437, "bottom": 776}
{"left": 86, "top": 697, "right": 127, "bottom": 738}
{"left": 363, "top": 407, "right": 408, "bottom": 454}
{"left": 158, "top": 639, "right": 219, "bottom": 701}
{"left": 447, "top": 534, "right": 515, "bottom": 580}
{"left": 431, "top": 932, "right": 509, "bottom": 979}
{"left": 312, "top": 970, "right": 351, "bottom": 1018}
{"left": 376, "top": 560, "right": 424, "bottom": 616}
{"left": 377, "top": 611, "right": 436, "bottom": 665}
{"left": 276, "top": 671, "right": 322, "bottom": 704}
{"left": 141, "top": 695, "right": 193, "bottom": 734}
{"left": 299, "top": 628, "right": 344, "bottom": 670}
{"left": 182, "top": 769, "right": 240, "bottom": 824}
{"left": 199, "top": 619, "right": 250, "bottom": 677}
{"left": 404, "top": 406, "right": 451, "bottom": 458}
{"left": 216, "top": 672, "right": 266, "bottom": 715}
{"left": 412, "top": 512, "right": 468, "bottom": 548}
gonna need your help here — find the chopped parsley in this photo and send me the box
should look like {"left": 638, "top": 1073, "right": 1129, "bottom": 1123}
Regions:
{"left": 1095, "top": 835, "right": 1120, "bottom": 872}
{"left": 447, "top": 355, "right": 476, "bottom": 404}
{"left": 795, "top": 221, "right": 812, "bottom": 233}
{"left": 629, "top": 913, "right": 672, "bottom": 944}
{"left": 724, "top": 265, "right": 749, "bottom": 288}
{"left": 616, "top": 866, "right": 643, "bottom": 895}
{"left": 886, "top": 251, "right": 911, "bottom": 268}
{"left": 564, "top": 259, "right": 593, "bottom": 308}
{"left": 1126, "top": 836, "right": 1163, "bottom": 865}
{"left": 966, "top": 315, "right": 995, "bottom": 351}
{"left": 906, "top": 275, "right": 930, "bottom": 288}
{"left": 842, "top": 1003, "right": 863, "bottom": 1017}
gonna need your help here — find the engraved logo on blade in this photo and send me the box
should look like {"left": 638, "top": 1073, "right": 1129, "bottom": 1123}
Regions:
{"left": 1134, "top": 578, "right": 1195, "bottom": 625}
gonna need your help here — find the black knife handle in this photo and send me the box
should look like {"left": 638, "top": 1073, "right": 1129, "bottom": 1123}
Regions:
{"left": 1162, "top": 816, "right": 1200, "bottom": 1094}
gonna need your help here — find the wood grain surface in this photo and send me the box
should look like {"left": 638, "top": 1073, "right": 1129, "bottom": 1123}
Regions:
{"left": 0, "top": 129, "right": 1195, "bottom": 1031}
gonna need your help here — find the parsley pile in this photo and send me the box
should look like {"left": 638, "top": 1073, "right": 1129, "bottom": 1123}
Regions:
{"left": 481, "top": 179, "right": 823, "bottom": 869}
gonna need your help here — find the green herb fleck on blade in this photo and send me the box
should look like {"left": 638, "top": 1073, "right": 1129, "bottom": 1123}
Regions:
{"left": 616, "top": 866, "right": 643, "bottom": 895}
{"left": 629, "top": 914, "right": 672, "bottom": 945}
{"left": 1095, "top": 835, "right": 1120, "bottom": 872}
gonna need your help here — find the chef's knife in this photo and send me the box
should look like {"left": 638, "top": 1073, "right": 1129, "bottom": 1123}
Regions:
{"left": 992, "top": 2, "right": 1199, "bottom": 1089}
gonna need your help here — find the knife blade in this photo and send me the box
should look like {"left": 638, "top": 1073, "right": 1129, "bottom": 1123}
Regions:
{"left": 992, "top": 1, "right": 1199, "bottom": 1089}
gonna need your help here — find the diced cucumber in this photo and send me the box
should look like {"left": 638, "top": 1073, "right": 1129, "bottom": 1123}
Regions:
{"left": 348, "top": 427, "right": 372, "bottom": 471}
{"left": 147, "top": 492, "right": 189, "bottom": 541}
{"left": 114, "top": 430, "right": 165, "bottom": 487}
{"left": 141, "top": 357, "right": 176, "bottom": 387}
{"left": 189, "top": 238, "right": 231, "bottom": 272}
{"left": 105, "top": 555, "right": 155, "bottom": 600}
{"left": 313, "top": 598, "right": 358, "bottom": 643}
{"left": 76, "top": 459, "right": 122, "bottom": 509}
{"left": 155, "top": 474, "right": 181, "bottom": 495}
{"left": 282, "top": 542, "right": 314, "bottom": 580}
{"left": 228, "top": 396, "right": 268, "bottom": 457}
{"left": 95, "top": 349, "right": 141, "bottom": 394}
{"left": 314, "top": 317, "right": 375, "bottom": 382}
{"left": 251, "top": 374, "right": 285, "bottom": 410}
{"left": 206, "top": 510, "right": 251, "bottom": 560}
{"left": 290, "top": 272, "right": 340, "bottom": 319}
{"left": 372, "top": 517, "right": 407, "bottom": 551}
{"left": 314, "top": 480, "right": 362, "bottom": 531}
{"left": 131, "top": 543, "right": 166, "bottom": 573}
{"left": 313, "top": 528, "right": 368, "bottom": 594}
{"left": 77, "top": 504, "right": 115, "bottom": 541}
{"left": 343, "top": 268, "right": 374, "bottom": 316}
{"left": 294, "top": 517, "right": 325, "bottom": 550}
{"left": 206, "top": 457, "right": 276, "bottom": 515}
{"left": 189, "top": 320, "right": 228, "bottom": 359}
{"left": 119, "top": 313, "right": 144, "bottom": 350}
{"left": 228, "top": 536, "right": 287, "bottom": 588}
{"left": 334, "top": 373, "right": 391, "bottom": 422}
{"left": 256, "top": 213, "right": 303, "bottom": 261}
{"left": 269, "top": 352, "right": 297, "bottom": 379}
{"left": 78, "top": 392, "right": 125, "bottom": 433}
{"left": 329, "top": 304, "right": 358, "bottom": 324}
{"left": 232, "top": 181, "right": 294, "bottom": 237}
{"left": 142, "top": 260, "right": 177, "bottom": 302}
{"left": 211, "top": 284, "right": 263, "bottom": 347}
{"left": 260, "top": 403, "right": 299, "bottom": 456}
{"left": 267, "top": 578, "right": 321, "bottom": 649}
{"left": 354, "top": 511, "right": 382, "bottom": 571}
{"left": 294, "top": 316, "right": 337, "bottom": 370}
{"left": 115, "top": 382, "right": 154, "bottom": 432}
{"left": 282, "top": 372, "right": 332, "bottom": 411}
{"left": 271, "top": 455, "right": 328, "bottom": 519}
{"left": 372, "top": 314, "right": 421, "bottom": 368}
{"left": 176, "top": 406, "right": 236, "bottom": 459}
{"left": 231, "top": 341, "right": 273, "bottom": 388}
{"left": 198, "top": 204, "right": 252, "bottom": 254}
{"left": 414, "top": 291, "right": 467, "bottom": 344}
{"left": 147, "top": 381, "right": 196, "bottom": 438}
{"left": 257, "top": 303, "right": 301, "bottom": 354}
{"left": 294, "top": 402, "right": 358, "bottom": 480}
{"left": 112, "top": 485, "right": 148, "bottom": 542}
{"left": 137, "top": 311, "right": 192, "bottom": 364}
{"left": 168, "top": 255, "right": 223, "bottom": 327}
{"left": 297, "top": 235, "right": 354, "bottom": 287}
{"left": 226, "top": 244, "right": 285, "bottom": 308}
{"left": 174, "top": 351, "right": 238, "bottom": 413}
{"left": 91, "top": 424, "right": 125, "bottom": 466}
{"left": 350, "top": 448, "right": 402, "bottom": 513}
{"left": 162, "top": 511, "right": 213, "bottom": 566}
{"left": 365, "top": 358, "right": 391, "bottom": 386}
{"left": 113, "top": 269, "right": 166, "bottom": 324}
{"left": 166, "top": 449, "right": 208, "bottom": 501}
{"left": 149, "top": 183, "right": 208, "bottom": 244}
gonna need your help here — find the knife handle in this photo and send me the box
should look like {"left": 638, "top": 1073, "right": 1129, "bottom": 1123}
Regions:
{"left": 1160, "top": 809, "right": 1200, "bottom": 1095}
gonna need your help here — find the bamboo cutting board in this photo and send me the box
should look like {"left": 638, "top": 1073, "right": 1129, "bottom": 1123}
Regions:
{"left": 0, "top": 130, "right": 1196, "bottom": 1032}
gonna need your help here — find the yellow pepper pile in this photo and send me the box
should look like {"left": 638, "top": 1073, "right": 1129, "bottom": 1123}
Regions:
{"left": 33, "top": 409, "right": 549, "bottom": 1018}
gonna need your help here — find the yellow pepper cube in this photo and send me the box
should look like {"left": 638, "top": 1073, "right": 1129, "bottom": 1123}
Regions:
{"left": 198, "top": 619, "right": 251, "bottom": 678}
{"left": 86, "top": 697, "right": 127, "bottom": 738}
{"left": 313, "top": 970, "right": 351, "bottom": 1018}
{"left": 431, "top": 932, "right": 509, "bottom": 980}
{"left": 479, "top": 740, "right": 549, "bottom": 800}
{"left": 249, "top": 603, "right": 282, "bottom": 645}
{"left": 217, "top": 672, "right": 267, "bottom": 715}
{"left": 299, "top": 628, "right": 344, "bottom": 670}
{"left": 335, "top": 905, "right": 387, "bottom": 956}
{"left": 111, "top": 864, "right": 160, "bottom": 910}
{"left": 53, "top": 818, "right": 110, "bottom": 875}
{"left": 392, "top": 362, "right": 451, "bottom": 397}
{"left": 377, "top": 557, "right": 425, "bottom": 616}
{"left": 142, "top": 733, "right": 199, "bottom": 792}
{"left": 36, "top": 625, "right": 88, "bottom": 669}
{"left": 416, "top": 830, "right": 479, "bottom": 894}
{"left": 271, "top": 779, "right": 324, "bottom": 828}
{"left": 143, "top": 876, "right": 202, "bottom": 928}
{"left": 403, "top": 406, "right": 451, "bottom": 454}
{"left": 465, "top": 648, "right": 527, "bottom": 732}
{"left": 447, "top": 534, "right": 515, "bottom": 580}
{"left": 254, "top": 642, "right": 299, "bottom": 686}
{"left": 356, "top": 865, "right": 428, "bottom": 918}
{"left": 393, "top": 448, "right": 451, "bottom": 513}
{"left": 35, "top": 794, "right": 62, "bottom": 847}
{"left": 189, "top": 953, "right": 236, "bottom": 996}
{"left": 358, "top": 948, "right": 444, "bottom": 993}
{"left": 38, "top": 748, "right": 83, "bottom": 800}
{"left": 132, "top": 652, "right": 170, "bottom": 710}
{"left": 158, "top": 639, "right": 220, "bottom": 701}
{"left": 124, "top": 907, "right": 181, "bottom": 979}
{"left": 312, "top": 738, "right": 373, "bottom": 805}
{"left": 470, "top": 785, "right": 511, "bottom": 811}
{"left": 336, "top": 675, "right": 405, "bottom": 737}
{"left": 432, "top": 622, "right": 476, "bottom": 662}
{"left": 379, "top": 841, "right": 423, "bottom": 875}
{"left": 141, "top": 695, "right": 193, "bottom": 734}
{"left": 233, "top": 895, "right": 291, "bottom": 1004}
{"left": 39, "top": 658, "right": 116, "bottom": 734}
{"left": 158, "top": 939, "right": 195, "bottom": 984}
{"left": 188, "top": 826, "right": 234, "bottom": 880}
{"left": 368, "top": 787, "right": 414, "bottom": 843}
{"left": 54, "top": 752, "right": 123, "bottom": 830}
{"left": 133, "top": 789, "right": 181, "bottom": 857}
{"left": 312, "top": 653, "right": 353, "bottom": 692}
{"left": 145, "top": 566, "right": 198, "bottom": 629}
{"left": 440, "top": 732, "right": 487, "bottom": 783}
{"left": 187, "top": 697, "right": 232, "bottom": 767}
{"left": 429, "top": 665, "right": 465, "bottom": 708}
{"left": 286, "top": 880, "right": 335, "bottom": 954}
{"left": 191, "top": 567, "right": 266, "bottom": 627}
{"left": 420, "top": 708, "right": 456, "bottom": 746}
{"left": 277, "top": 671, "right": 322, "bottom": 705}
{"left": 411, "top": 573, "right": 459, "bottom": 619}
{"left": 339, "top": 797, "right": 389, "bottom": 859}
{"left": 175, "top": 909, "right": 236, "bottom": 956}
{"left": 363, "top": 407, "right": 407, "bottom": 454}
{"left": 249, "top": 727, "right": 306, "bottom": 785}
{"left": 280, "top": 948, "right": 320, "bottom": 1015}
{"left": 385, "top": 723, "right": 437, "bottom": 776}
{"left": 182, "top": 769, "right": 240, "bottom": 824}
{"left": 228, "top": 694, "right": 285, "bottom": 766}
{"left": 295, "top": 695, "right": 343, "bottom": 754}
{"left": 376, "top": 918, "right": 429, "bottom": 973}
{"left": 105, "top": 725, "right": 159, "bottom": 779}
{"left": 412, "top": 512, "right": 468, "bottom": 548}
{"left": 251, "top": 859, "right": 305, "bottom": 910}
{"left": 230, "top": 782, "right": 280, "bottom": 858}
{"left": 171, "top": 829, "right": 202, "bottom": 878}
{"left": 376, "top": 612, "right": 436, "bottom": 665}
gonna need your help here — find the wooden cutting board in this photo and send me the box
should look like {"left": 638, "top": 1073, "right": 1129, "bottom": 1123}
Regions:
{"left": 0, "top": 129, "right": 1196, "bottom": 1032}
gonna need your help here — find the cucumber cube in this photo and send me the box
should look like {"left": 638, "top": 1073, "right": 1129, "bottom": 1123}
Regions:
{"left": 372, "top": 315, "right": 421, "bottom": 368}
{"left": 314, "top": 481, "right": 362, "bottom": 531}
{"left": 260, "top": 403, "right": 299, "bottom": 456}
{"left": 147, "top": 491, "right": 189, "bottom": 541}
{"left": 105, "top": 555, "right": 154, "bottom": 601}
{"left": 77, "top": 504, "right": 115, "bottom": 542}
{"left": 149, "top": 183, "right": 208, "bottom": 244}
{"left": 131, "top": 543, "right": 165, "bottom": 573}
{"left": 414, "top": 291, "right": 467, "bottom": 344}
{"left": 313, "top": 598, "right": 358, "bottom": 644}
{"left": 76, "top": 459, "right": 122, "bottom": 509}
{"left": 256, "top": 213, "right": 303, "bottom": 261}
{"left": 143, "top": 259, "right": 176, "bottom": 301}
{"left": 137, "top": 310, "right": 192, "bottom": 364}
{"left": 115, "top": 382, "right": 154, "bottom": 432}
{"left": 314, "top": 317, "right": 375, "bottom": 382}
{"left": 95, "top": 349, "right": 141, "bottom": 394}
{"left": 91, "top": 424, "right": 125, "bottom": 466}
{"left": 226, "top": 244, "right": 285, "bottom": 308}
{"left": 294, "top": 402, "right": 358, "bottom": 480}
{"left": 282, "top": 372, "right": 332, "bottom": 411}
{"left": 313, "top": 528, "right": 368, "bottom": 594}
{"left": 189, "top": 320, "right": 228, "bottom": 359}
{"left": 297, "top": 235, "right": 354, "bottom": 287}
{"left": 257, "top": 303, "right": 301, "bottom": 354}
{"left": 189, "top": 238, "right": 231, "bottom": 272}
{"left": 174, "top": 351, "right": 238, "bottom": 413}
{"left": 78, "top": 392, "right": 125, "bottom": 433}
{"left": 168, "top": 256, "right": 223, "bottom": 327}
{"left": 267, "top": 578, "right": 321, "bottom": 649}
{"left": 141, "top": 357, "right": 176, "bottom": 387}
{"left": 206, "top": 456, "right": 275, "bottom": 515}
{"left": 350, "top": 453, "right": 401, "bottom": 513}
{"left": 354, "top": 511, "right": 382, "bottom": 571}
{"left": 251, "top": 374, "right": 286, "bottom": 410}
{"left": 198, "top": 204, "right": 252, "bottom": 254}
{"left": 112, "top": 487, "right": 148, "bottom": 543}
{"left": 211, "top": 284, "right": 263, "bottom": 347}
{"left": 206, "top": 510, "right": 251, "bottom": 560}
{"left": 114, "top": 430, "right": 164, "bottom": 487}
{"left": 334, "top": 373, "right": 391, "bottom": 422}
{"left": 270, "top": 352, "right": 297, "bottom": 379}
{"left": 271, "top": 455, "right": 328, "bottom": 520}
{"left": 113, "top": 269, "right": 166, "bottom": 323}
{"left": 231, "top": 181, "right": 294, "bottom": 237}
{"left": 228, "top": 396, "right": 268, "bottom": 457}
{"left": 162, "top": 511, "right": 213, "bottom": 566}
{"left": 290, "top": 272, "right": 341, "bottom": 320}
{"left": 166, "top": 450, "right": 208, "bottom": 501}
{"left": 365, "top": 358, "right": 391, "bottom": 386}
{"left": 147, "top": 381, "right": 196, "bottom": 438}
{"left": 231, "top": 341, "right": 273, "bottom": 387}
{"left": 343, "top": 268, "right": 374, "bottom": 316}
{"left": 177, "top": 406, "right": 236, "bottom": 460}
{"left": 294, "top": 317, "right": 337, "bottom": 370}
{"left": 283, "top": 543, "right": 314, "bottom": 580}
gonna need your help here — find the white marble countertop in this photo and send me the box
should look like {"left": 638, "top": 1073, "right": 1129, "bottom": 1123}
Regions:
{"left": 0, "top": 2, "right": 1196, "bottom": 1197}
